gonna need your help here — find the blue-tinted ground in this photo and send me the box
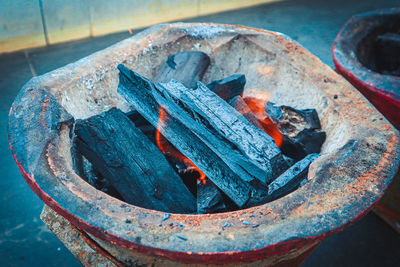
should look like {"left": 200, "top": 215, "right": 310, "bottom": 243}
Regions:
{"left": 0, "top": 0, "right": 399, "bottom": 266}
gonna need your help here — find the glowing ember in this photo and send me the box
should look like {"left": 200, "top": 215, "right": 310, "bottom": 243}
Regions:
{"left": 156, "top": 107, "right": 206, "bottom": 184}
{"left": 242, "top": 89, "right": 283, "bottom": 147}
{"left": 155, "top": 89, "right": 283, "bottom": 184}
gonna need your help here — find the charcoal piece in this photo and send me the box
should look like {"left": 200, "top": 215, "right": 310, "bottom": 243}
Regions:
{"left": 126, "top": 110, "right": 157, "bottom": 141}
{"left": 265, "top": 153, "right": 320, "bottom": 202}
{"left": 74, "top": 108, "right": 196, "bottom": 213}
{"left": 117, "top": 65, "right": 252, "bottom": 207}
{"left": 281, "top": 129, "right": 326, "bottom": 160}
{"left": 158, "top": 80, "right": 288, "bottom": 184}
{"left": 265, "top": 102, "right": 325, "bottom": 159}
{"left": 81, "top": 157, "right": 100, "bottom": 186}
{"left": 71, "top": 134, "right": 125, "bottom": 200}
{"left": 244, "top": 180, "right": 270, "bottom": 208}
{"left": 197, "top": 179, "right": 227, "bottom": 214}
{"left": 296, "top": 129, "right": 326, "bottom": 155}
{"left": 153, "top": 49, "right": 210, "bottom": 192}
{"left": 266, "top": 102, "right": 322, "bottom": 139}
{"left": 82, "top": 157, "right": 125, "bottom": 200}
{"left": 162, "top": 152, "right": 198, "bottom": 196}
{"left": 207, "top": 74, "right": 245, "bottom": 102}
{"left": 154, "top": 51, "right": 211, "bottom": 88}
{"left": 125, "top": 50, "right": 211, "bottom": 139}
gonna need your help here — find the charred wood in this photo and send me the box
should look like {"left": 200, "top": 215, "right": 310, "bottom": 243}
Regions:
{"left": 117, "top": 64, "right": 252, "bottom": 208}
{"left": 265, "top": 102, "right": 322, "bottom": 137}
{"left": 72, "top": 126, "right": 127, "bottom": 201}
{"left": 70, "top": 137, "right": 85, "bottom": 180}
{"left": 154, "top": 51, "right": 210, "bottom": 88}
{"left": 158, "top": 80, "right": 288, "bottom": 184}
{"left": 265, "top": 153, "right": 320, "bottom": 202}
{"left": 74, "top": 108, "right": 196, "bottom": 213}
{"left": 197, "top": 179, "right": 227, "bottom": 214}
{"left": 153, "top": 50, "right": 210, "bottom": 194}
{"left": 125, "top": 50, "right": 212, "bottom": 142}
{"left": 207, "top": 74, "right": 245, "bottom": 102}
{"left": 81, "top": 157, "right": 125, "bottom": 200}
{"left": 279, "top": 129, "right": 326, "bottom": 160}
{"left": 265, "top": 102, "right": 326, "bottom": 160}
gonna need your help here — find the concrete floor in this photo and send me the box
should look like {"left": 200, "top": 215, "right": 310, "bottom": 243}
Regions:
{"left": 0, "top": 0, "right": 399, "bottom": 266}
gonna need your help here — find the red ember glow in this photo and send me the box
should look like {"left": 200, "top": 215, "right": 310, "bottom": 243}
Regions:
{"left": 155, "top": 89, "right": 282, "bottom": 184}
{"left": 242, "top": 89, "right": 283, "bottom": 147}
{"left": 156, "top": 107, "right": 206, "bottom": 184}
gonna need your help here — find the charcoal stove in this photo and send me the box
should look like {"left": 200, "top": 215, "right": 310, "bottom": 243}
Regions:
{"left": 8, "top": 23, "right": 400, "bottom": 266}
{"left": 332, "top": 8, "right": 400, "bottom": 234}
{"left": 332, "top": 7, "right": 400, "bottom": 130}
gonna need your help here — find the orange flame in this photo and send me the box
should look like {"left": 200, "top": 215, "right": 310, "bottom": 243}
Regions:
{"left": 241, "top": 89, "right": 283, "bottom": 148}
{"left": 156, "top": 107, "right": 206, "bottom": 184}
{"left": 155, "top": 89, "right": 282, "bottom": 183}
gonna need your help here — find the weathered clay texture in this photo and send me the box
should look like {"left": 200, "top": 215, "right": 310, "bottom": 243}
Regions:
{"left": 332, "top": 8, "right": 400, "bottom": 234}
{"left": 8, "top": 23, "right": 400, "bottom": 265}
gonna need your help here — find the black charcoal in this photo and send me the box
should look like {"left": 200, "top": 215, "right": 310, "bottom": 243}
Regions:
{"left": 197, "top": 179, "right": 227, "bottom": 214}
{"left": 117, "top": 64, "right": 252, "bottom": 208}
{"left": 207, "top": 74, "right": 245, "bottom": 102}
{"left": 265, "top": 153, "right": 320, "bottom": 202}
{"left": 158, "top": 80, "right": 288, "bottom": 184}
{"left": 74, "top": 108, "right": 196, "bottom": 213}
{"left": 154, "top": 51, "right": 210, "bottom": 88}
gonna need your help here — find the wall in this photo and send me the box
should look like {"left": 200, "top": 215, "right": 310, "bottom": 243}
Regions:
{"left": 0, "top": 0, "right": 280, "bottom": 54}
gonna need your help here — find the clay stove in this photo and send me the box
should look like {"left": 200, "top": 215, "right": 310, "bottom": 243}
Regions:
{"left": 332, "top": 8, "right": 400, "bottom": 234}
{"left": 8, "top": 23, "right": 400, "bottom": 266}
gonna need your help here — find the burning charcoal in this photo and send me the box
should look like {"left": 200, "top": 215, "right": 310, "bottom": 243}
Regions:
{"left": 207, "top": 74, "right": 245, "bottom": 102}
{"left": 74, "top": 108, "right": 196, "bottom": 213}
{"left": 229, "top": 95, "right": 285, "bottom": 154}
{"left": 118, "top": 65, "right": 253, "bottom": 208}
{"left": 265, "top": 153, "right": 320, "bottom": 202}
{"left": 124, "top": 50, "right": 211, "bottom": 141}
{"left": 153, "top": 50, "right": 210, "bottom": 190}
{"left": 154, "top": 51, "right": 211, "bottom": 88}
{"left": 229, "top": 96, "right": 265, "bottom": 129}
{"left": 157, "top": 80, "right": 288, "bottom": 185}
{"left": 197, "top": 179, "right": 227, "bottom": 214}
{"left": 265, "top": 102, "right": 326, "bottom": 160}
